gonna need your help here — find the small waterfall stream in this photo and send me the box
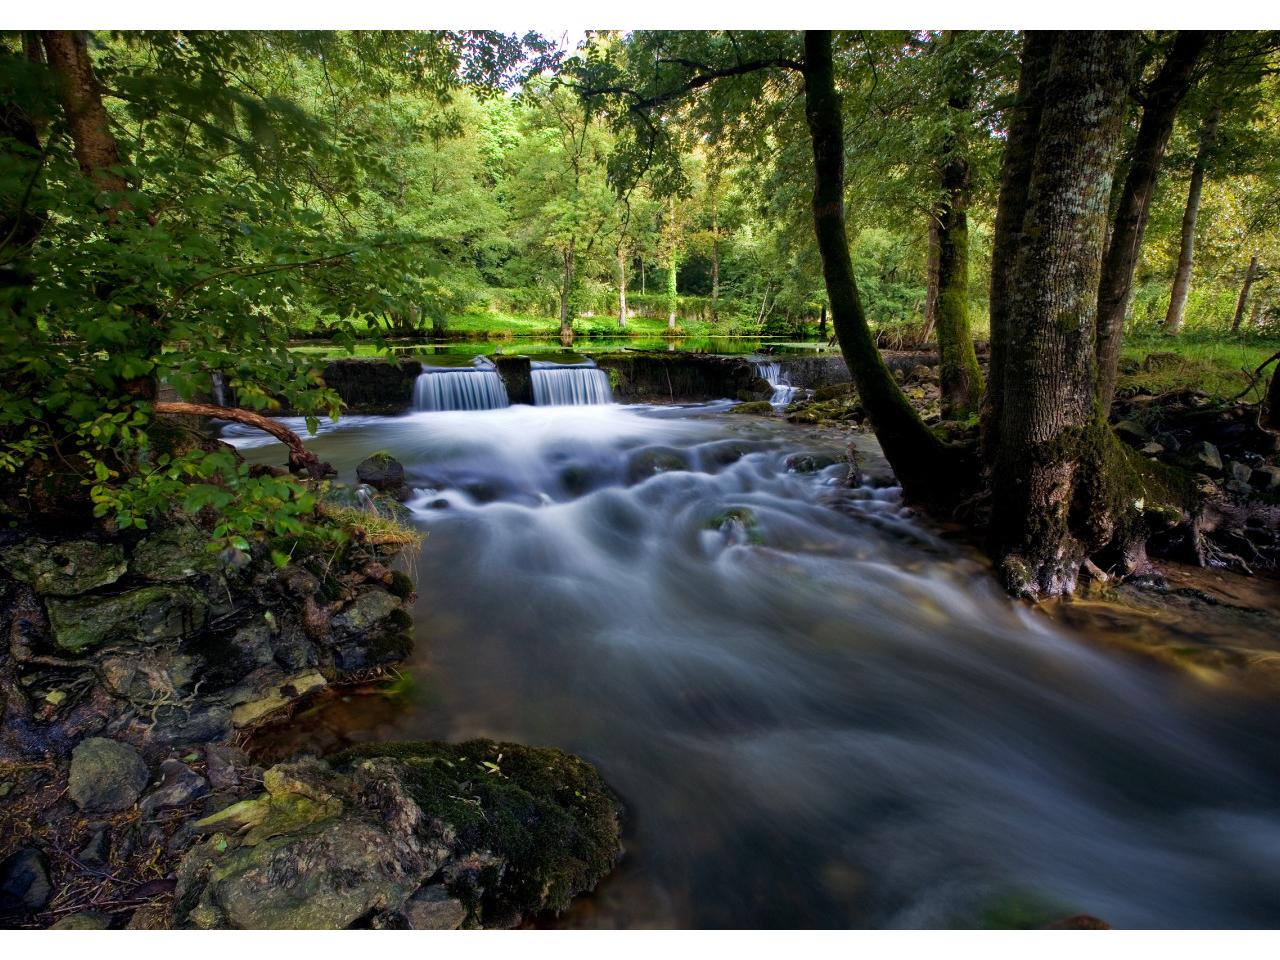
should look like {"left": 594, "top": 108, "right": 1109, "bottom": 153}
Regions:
{"left": 530, "top": 359, "right": 613, "bottom": 406}
{"left": 413, "top": 358, "right": 509, "bottom": 411}
{"left": 752, "top": 359, "right": 797, "bottom": 406}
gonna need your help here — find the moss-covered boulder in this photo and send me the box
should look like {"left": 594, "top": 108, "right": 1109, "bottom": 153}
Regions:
{"left": 730, "top": 400, "right": 775, "bottom": 416}
{"left": 131, "top": 524, "right": 223, "bottom": 582}
{"left": 45, "top": 585, "right": 208, "bottom": 652}
{"left": 173, "top": 741, "right": 622, "bottom": 929}
{"left": 336, "top": 740, "right": 622, "bottom": 928}
{"left": 0, "top": 539, "right": 126, "bottom": 596}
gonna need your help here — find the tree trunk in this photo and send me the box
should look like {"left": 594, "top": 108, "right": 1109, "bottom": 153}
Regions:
{"left": 801, "top": 30, "right": 957, "bottom": 506}
{"left": 1163, "top": 105, "right": 1220, "bottom": 333}
{"left": 982, "top": 31, "right": 1054, "bottom": 468}
{"left": 922, "top": 215, "right": 940, "bottom": 342}
{"left": 666, "top": 242, "right": 678, "bottom": 331}
{"left": 1231, "top": 254, "right": 1259, "bottom": 333}
{"left": 40, "top": 32, "right": 127, "bottom": 198}
{"left": 153, "top": 402, "right": 333, "bottom": 478}
{"left": 617, "top": 242, "right": 628, "bottom": 329}
{"left": 1095, "top": 31, "right": 1210, "bottom": 412}
{"left": 989, "top": 31, "right": 1140, "bottom": 598}
{"left": 934, "top": 33, "right": 985, "bottom": 420}
{"left": 559, "top": 240, "right": 575, "bottom": 340}
{"left": 711, "top": 233, "right": 720, "bottom": 322}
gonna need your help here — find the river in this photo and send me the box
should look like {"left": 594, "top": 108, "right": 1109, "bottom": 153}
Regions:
{"left": 226, "top": 398, "right": 1280, "bottom": 929}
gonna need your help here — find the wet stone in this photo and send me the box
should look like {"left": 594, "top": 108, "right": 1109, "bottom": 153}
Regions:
{"left": 139, "top": 759, "right": 209, "bottom": 818}
{"left": 0, "top": 848, "right": 52, "bottom": 912}
{"left": 0, "top": 539, "right": 126, "bottom": 596}
{"left": 46, "top": 586, "right": 208, "bottom": 652}
{"left": 51, "top": 911, "right": 111, "bottom": 930}
{"left": 68, "top": 737, "right": 150, "bottom": 814}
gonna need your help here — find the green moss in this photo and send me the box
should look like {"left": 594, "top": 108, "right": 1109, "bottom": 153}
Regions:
{"left": 333, "top": 739, "right": 621, "bottom": 925}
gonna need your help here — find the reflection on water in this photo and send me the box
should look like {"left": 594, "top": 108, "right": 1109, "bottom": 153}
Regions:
{"left": 227, "top": 404, "right": 1280, "bottom": 929}
{"left": 287, "top": 335, "right": 840, "bottom": 362}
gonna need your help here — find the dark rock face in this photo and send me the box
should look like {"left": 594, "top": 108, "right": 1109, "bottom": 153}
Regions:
{"left": 493, "top": 355, "right": 533, "bottom": 405}
{"left": 356, "top": 453, "right": 406, "bottom": 492}
{"left": 68, "top": 737, "right": 150, "bottom": 813}
{"left": 318, "top": 359, "right": 419, "bottom": 414}
{"left": 173, "top": 742, "right": 622, "bottom": 930}
{"left": 0, "top": 539, "right": 126, "bottom": 596}
{"left": 591, "top": 352, "right": 764, "bottom": 403}
{"left": 0, "top": 848, "right": 52, "bottom": 913}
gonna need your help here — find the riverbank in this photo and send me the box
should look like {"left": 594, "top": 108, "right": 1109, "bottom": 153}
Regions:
{"left": 0, "top": 460, "right": 622, "bottom": 929}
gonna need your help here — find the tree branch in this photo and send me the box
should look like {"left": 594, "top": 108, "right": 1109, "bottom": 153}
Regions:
{"left": 153, "top": 401, "right": 334, "bottom": 478}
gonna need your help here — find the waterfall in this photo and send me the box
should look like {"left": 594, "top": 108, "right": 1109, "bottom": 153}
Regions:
{"left": 751, "top": 359, "right": 797, "bottom": 407}
{"left": 530, "top": 360, "right": 613, "bottom": 406}
{"left": 413, "top": 359, "right": 510, "bottom": 411}
{"left": 211, "top": 372, "right": 228, "bottom": 407}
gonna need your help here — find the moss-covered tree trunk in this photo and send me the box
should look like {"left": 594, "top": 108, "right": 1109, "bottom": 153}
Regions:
{"left": 1094, "top": 31, "right": 1209, "bottom": 412}
{"left": 1163, "top": 105, "right": 1220, "bottom": 333}
{"left": 802, "top": 30, "right": 957, "bottom": 506}
{"left": 989, "top": 31, "right": 1144, "bottom": 598}
{"left": 982, "top": 31, "right": 1053, "bottom": 468}
{"left": 934, "top": 36, "right": 984, "bottom": 420}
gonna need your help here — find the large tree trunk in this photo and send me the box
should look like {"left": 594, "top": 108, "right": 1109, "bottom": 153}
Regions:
{"left": 982, "top": 31, "right": 1054, "bottom": 468}
{"left": 801, "top": 30, "right": 958, "bottom": 506}
{"left": 989, "top": 31, "right": 1140, "bottom": 598}
{"left": 1231, "top": 254, "right": 1259, "bottom": 332}
{"left": 1094, "top": 31, "right": 1210, "bottom": 411}
{"left": 1163, "top": 105, "right": 1220, "bottom": 333}
{"left": 40, "top": 32, "right": 126, "bottom": 198}
{"left": 559, "top": 240, "right": 575, "bottom": 341}
{"left": 934, "top": 33, "right": 985, "bottom": 420}
{"left": 922, "top": 215, "right": 940, "bottom": 342}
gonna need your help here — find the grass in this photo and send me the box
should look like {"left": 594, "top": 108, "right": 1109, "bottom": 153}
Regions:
{"left": 1118, "top": 331, "right": 1280, "bottom": 404}
{"left": 319, "top": 503, "right": 424, "bottom": 549}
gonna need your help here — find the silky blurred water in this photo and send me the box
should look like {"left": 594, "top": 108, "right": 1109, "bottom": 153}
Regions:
{"left": 227, "top": 402, "right": 1280, "bottom": 929}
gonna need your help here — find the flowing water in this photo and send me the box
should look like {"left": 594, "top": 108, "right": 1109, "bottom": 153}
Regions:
{"left": 529, "top": 359, "right": 613, "bottom": 406}
{"left": 227, "top": 402, "right": 1280, "bottom": 929}
{"left": 751, "top": 359, "right": 798, "bottom": 407}
{"left": 412, "top": 358, "right": 510, "bottom": 412}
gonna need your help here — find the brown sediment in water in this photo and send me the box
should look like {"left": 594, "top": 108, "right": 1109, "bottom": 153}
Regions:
{"left": 1037, "top": 561, "right": 1280, "bottom": 695}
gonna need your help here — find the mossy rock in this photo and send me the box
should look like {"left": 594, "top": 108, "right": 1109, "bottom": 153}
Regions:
{"left": 334, "top": 740, "right": 622, "bottom": 927}
{"left": 131, "top": 524, "right": 223, "bottom": 582}
{"left": 46, "top": 585, "right": 208, "bottom": 652}
{"left": 0, "top": 538, "right": 126, "bottom": 596}
{"left": 730, "top": 400, "right": 775, "bottom": 416}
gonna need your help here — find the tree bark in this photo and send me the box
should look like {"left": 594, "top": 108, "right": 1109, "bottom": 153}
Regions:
{"left": 934, "top": 32, "right": 985, "bottom": 420}
{"left": 559, "top": 240, "right": 575, "bottom": 340}
{"left": 153, "top": 402, "right": 333, "bottom": 478}
{"left": 922, "top": 215, "right": 940, "bottom": 342}
{"left": 1163, "top": 105, "right": 1220, "bottom": 333}
{"left": 617, "top": 242, "right": 628, "bottom": 329}
{"left": 802, "top": 30, "right": 957, "bottom": 506}
{"left": 1095, "top": 31, "right": 1210, "bottom": 411}
{"left": 982, "top": 31, "right": 1054, "bottom": 468}
{"left": 989, "top": 31, "right": 1140, "bottom": 598}
{"left": 1231, "top": 254, "right": 1259, "bottom": 333}
{"left": 40, "top": 32, "right": 127, "bottom": 198}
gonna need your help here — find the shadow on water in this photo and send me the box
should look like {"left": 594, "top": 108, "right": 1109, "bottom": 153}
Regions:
{"left": 227, "top": 403, "right": 1280, "bottom": 929}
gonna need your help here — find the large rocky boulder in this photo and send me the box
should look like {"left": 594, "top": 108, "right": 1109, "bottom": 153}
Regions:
{"left": 0, "top": 539, "right": 126, "bottom": 596}
{"left": 173, "top": 740, "right": 622, "bottom": 929}
{"left": 68, "top": 737, "right": 150, "bottom": 813}
{"left": 46, "top": 585, "right": 208, "bottom": 652}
